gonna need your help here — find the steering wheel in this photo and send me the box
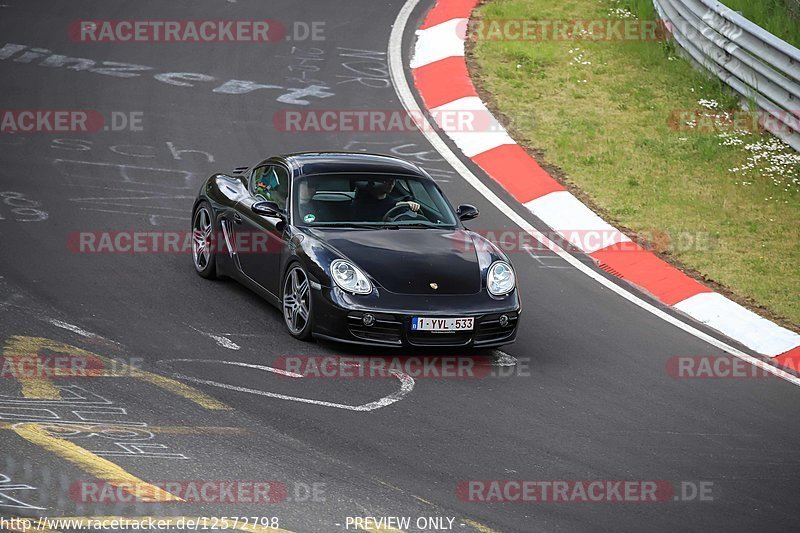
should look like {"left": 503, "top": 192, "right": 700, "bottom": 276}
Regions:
{"left": 382, "top": 204, "right": 419, "bottom": 222}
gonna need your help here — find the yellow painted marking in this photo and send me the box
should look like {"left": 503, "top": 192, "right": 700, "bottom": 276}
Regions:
{"left": 122, "top": 425, "right": 244, "bottom": 435}
{"left": 130, "top": 367, "right": 231, "bottom": 410}
{"left": 17, "top": 377, "right": 61, "bottom": 400}
{"left": 3, "top": 336, "right": 63, "bottom": 399}
{"left": 411, "top": 494, "right": 434, "bottom": 505}
{"left": 464, "top": 519, "right": 497, "bottom": 533}
{"left": 31, "top": 517, "right": 294, "bottom": 533}
{"left": 2, "top": 336, "right": 230, "bottom": 410}
{"left": 13, "top": 423, "right": 183, "bottom": 503}
{"left": 0, "top": 422, "right": 246, "bottom": 435}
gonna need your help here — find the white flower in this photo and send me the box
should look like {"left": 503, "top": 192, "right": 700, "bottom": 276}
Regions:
{"left": 724, "top": 133, "right": 799, "bottom": 194}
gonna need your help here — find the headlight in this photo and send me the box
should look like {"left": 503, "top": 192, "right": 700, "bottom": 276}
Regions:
{"left": 487, "top": 261, "right": 515, "bottom": 296}
{"left": 330, "top": 259, "right": 372, "bottom": 294}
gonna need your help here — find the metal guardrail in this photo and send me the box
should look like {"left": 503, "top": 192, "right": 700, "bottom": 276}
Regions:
{"left": 653, "top": 0, "right": 800, "bottom": 151}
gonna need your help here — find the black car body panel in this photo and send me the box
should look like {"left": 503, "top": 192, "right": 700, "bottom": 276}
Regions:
{"left": 193, "top": 152, "right": 521, "bottom": 347}
{"left": 308, "top": 228, "right": 482, "bottom": 295}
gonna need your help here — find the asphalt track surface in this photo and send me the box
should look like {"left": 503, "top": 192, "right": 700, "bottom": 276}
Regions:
{"left": 0, "top": 1, "right": 798, "bottom": 532}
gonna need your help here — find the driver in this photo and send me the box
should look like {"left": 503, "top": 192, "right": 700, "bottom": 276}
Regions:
{"left": 352, "top": 178, "right": 420, "bottom": 222}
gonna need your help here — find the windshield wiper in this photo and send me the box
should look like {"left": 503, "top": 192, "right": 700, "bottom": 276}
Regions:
{"left": 309, "top": 223, "right": 395, "bottom": 230}
{"left": 391, "top": 222, "right": 447, "bottom": 229}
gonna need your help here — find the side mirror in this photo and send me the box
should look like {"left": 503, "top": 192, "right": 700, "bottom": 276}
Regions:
{"left": 252, "top": 201, "right": 284, "bottom": 218}
{"left": 457, "top": 204, "right": 479, "bottom": 221}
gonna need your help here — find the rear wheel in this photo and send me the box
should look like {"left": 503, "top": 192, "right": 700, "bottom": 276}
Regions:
{"left": 283, "top": 263, "right": 313, "bottom": 340}
{"left": 192, "top": 202, "right": 217, "bottom": 279}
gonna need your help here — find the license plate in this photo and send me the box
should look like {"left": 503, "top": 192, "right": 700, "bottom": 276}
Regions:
{"left": 411, "top": 317, "right": 474, "bottom": 332}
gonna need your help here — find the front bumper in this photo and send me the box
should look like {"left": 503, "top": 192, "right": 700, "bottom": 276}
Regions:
{"left": 311, "top": 285, "right": 520, "bottom": 348}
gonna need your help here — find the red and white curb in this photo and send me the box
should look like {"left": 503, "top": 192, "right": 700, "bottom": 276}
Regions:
{"left": 409, "top": 0, "right": 800, "bottom": 369}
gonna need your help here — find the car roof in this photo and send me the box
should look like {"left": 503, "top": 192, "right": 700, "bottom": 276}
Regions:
{"left": 256, "top": 152, "right": 428, "bottom": 179}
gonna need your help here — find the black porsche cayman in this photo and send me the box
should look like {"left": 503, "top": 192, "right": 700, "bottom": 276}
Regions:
{"left": 191, "top": 152, "right": 520, "bottom": 347}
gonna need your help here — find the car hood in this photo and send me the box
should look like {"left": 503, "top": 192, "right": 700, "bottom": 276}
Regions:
{"left": 308, "top": 228, "right": 482, "bottom": 295}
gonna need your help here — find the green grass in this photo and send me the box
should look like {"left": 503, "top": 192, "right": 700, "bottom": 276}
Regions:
{"left": 471, "top": 0, "right": 800, "bottom": 325}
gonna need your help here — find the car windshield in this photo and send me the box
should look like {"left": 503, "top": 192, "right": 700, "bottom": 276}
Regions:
{"left": 292, "top": 173, "right": 458, "bottom": 228}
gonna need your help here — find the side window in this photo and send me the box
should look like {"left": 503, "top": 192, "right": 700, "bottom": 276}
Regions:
{"left": 251, "top": 165, "right": 290, "bottom": 209}
{"left": 249, "top": 166, "right": 268, "bottom": 195}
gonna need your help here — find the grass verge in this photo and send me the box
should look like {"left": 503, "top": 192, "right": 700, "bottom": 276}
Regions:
{"left": 469, "top": 0, "right": 800, "bottom": 327}
{"left": 685, "top": 0, "right": 800, "bottom": 48}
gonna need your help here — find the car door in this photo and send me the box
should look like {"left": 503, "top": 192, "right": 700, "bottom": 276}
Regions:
{"left": 233, "top": 163, "right": 290, "bottom": 296}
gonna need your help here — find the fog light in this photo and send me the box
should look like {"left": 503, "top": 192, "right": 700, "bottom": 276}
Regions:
{"left": 363, "top": 314, "right": 375, "bottom": 327}
{"left": 499, "top": 314, "right": 509, "bottom": 327}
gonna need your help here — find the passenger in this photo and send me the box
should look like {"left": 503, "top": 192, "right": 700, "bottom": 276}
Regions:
{"left": 297, "top": 180, "right": 333, "bottom": 223}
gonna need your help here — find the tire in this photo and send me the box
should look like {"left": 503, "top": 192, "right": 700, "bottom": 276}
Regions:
{"left": 192, "top": 201, "right": 217, "bottom": 279}
{"left": 282, "top": 262, "right": 313, "bottom": 341}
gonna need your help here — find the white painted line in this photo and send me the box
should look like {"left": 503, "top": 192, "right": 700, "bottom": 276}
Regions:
{"left": 165, "top": 358, "right": 304, "bottom": 378}
{"left": 78, "top": 207, "right": 185, "bottom": 220}
{"left": 69, "top": 195, "right": 194, "bottom": 202}
{"left": 674, "top": 293, "right": 800, "bottom": 357}
{"left": 188, "top": 326, "right": 241, "bottom": 350}
{"left": 75, "top": 203, "right": 185, "bottom": 212}
{"left": 410, "top": 18, "right": 467, "bottom": 68}
{"left": 524, "top": 191, "right": 631, "bottom": 253}
{"left": 492, "top": 350, "right": 518, "bottom": 366}
{"left": 389, "top": 0, "right": 800, "bottom": 387}
{"left": 40, "top": 316, "right": 125, "bottom": 351}
{"left": 46, "top": 319, "right": 97, "bottom": 338}
{"left": 65, "top": 184, "right": 189, "bottom": 194}
{"left": 206, "top": 334, "right": 240, "bottom": 350}
{"left": 430, "top": 97, "right": 514, "bottom": 157}
{"left": 523, "top": 246, "right": 573, "bottom": 269}
{"left": 158, "top": 359, "right": 414, "bottom": 412}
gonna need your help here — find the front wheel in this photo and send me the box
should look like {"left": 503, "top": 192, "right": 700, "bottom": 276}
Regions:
{"left": 282, "top": 263, "right": 313, "bottom": 340}
{"left": 192, "top": 201, "right": 217, "bottom": 279}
